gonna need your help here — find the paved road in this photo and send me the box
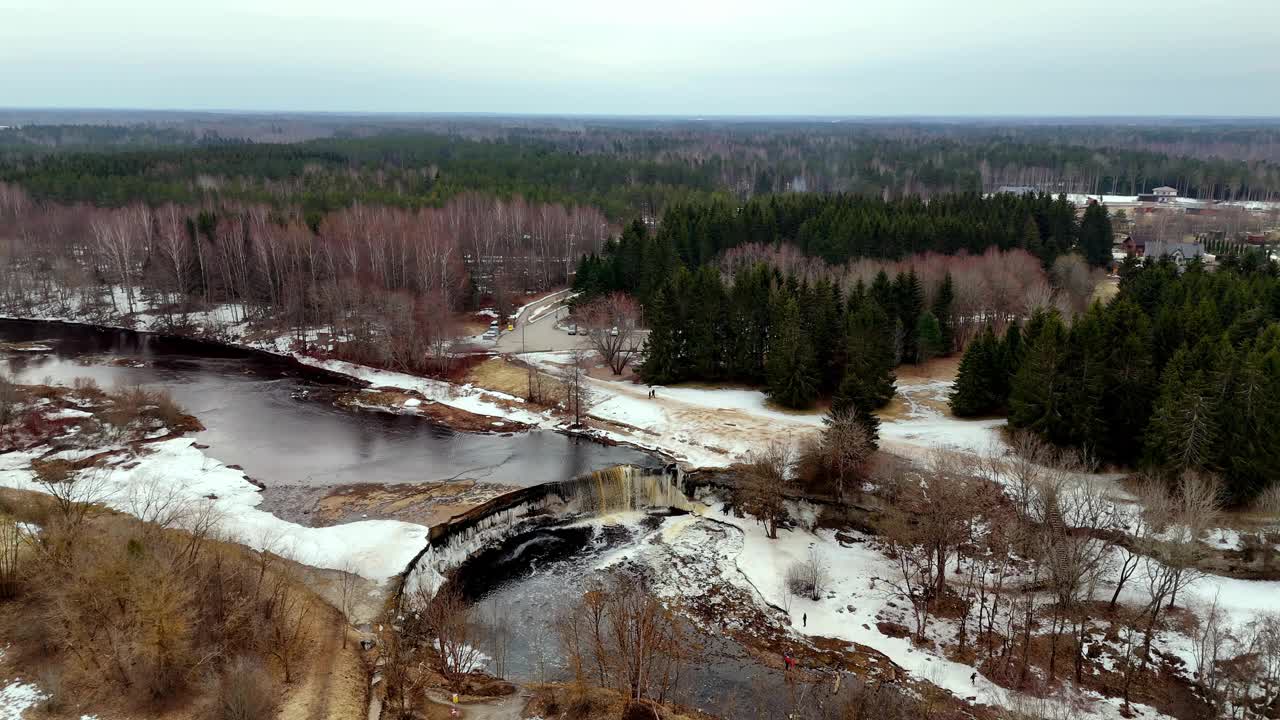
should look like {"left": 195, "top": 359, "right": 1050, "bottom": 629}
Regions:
{"left": 494, "top": 290, "right": 589, "bottom": 354}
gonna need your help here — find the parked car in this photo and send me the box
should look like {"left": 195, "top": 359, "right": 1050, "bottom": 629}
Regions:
{"left": 566, "top": 324, "right": 577, "bottom": 335}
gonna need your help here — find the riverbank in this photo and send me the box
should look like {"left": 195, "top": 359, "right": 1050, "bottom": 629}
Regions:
{"left": 0, "top": 290, "right": 1007, "bottom": 472}
{"left": 0, "top": 375, "right": 433, "bottom": 588}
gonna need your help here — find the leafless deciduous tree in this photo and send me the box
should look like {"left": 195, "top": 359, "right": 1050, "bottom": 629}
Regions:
{"left": 798, "top": 408, "right": 876, "bottom": 500}
{"left": 414, "top": 584, "right": 485, "bottom": 691}
{"left": 35, "top": 465, "right": 108, "bottom": 544}
{"left": 338, "top": 562, "right": 359, "bottom": 649}
{"left": 736, "top": 442, "right": 793, "bottom": 539}
{"left": 261, "top": 572, "right": 313, "bottom": 684}
{"left": 557, "top": 571, "right": 686, "bottom": 704}
{"left": 577, "top": 292, "right": 642, "bottom": 375}
{"left": 561, "top": 348, "right": 593, "bottom": 427}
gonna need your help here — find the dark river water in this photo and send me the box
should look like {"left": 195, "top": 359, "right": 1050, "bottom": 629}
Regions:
{"left": 452, "top": 515, "right": 810, "bottom": 719}
{"left": 0, "top": 319, "right": 656, "bottom": 489}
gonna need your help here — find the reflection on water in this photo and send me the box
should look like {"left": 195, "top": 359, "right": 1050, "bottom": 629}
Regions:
{"left": 0, "top": 320, "right": 656, "bottom": 488}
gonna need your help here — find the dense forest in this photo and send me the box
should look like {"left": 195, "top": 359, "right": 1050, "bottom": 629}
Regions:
{"left": 573, "top": 192, "right": 1110, "bottom": 292}
{"left": 575, "top": 212, "right": 1087, "bottom": 415}
{"left": 951, "top": 253, "right": 1280, "bottom": 504}
{"left": 571, "top": 192, "right": 1115, "bottom": 414}
{"left": 4, "top": 117, "right": 1280, "bottom": 229}
{"left": 0, "top": 133, "right": 719, "bottom": 220}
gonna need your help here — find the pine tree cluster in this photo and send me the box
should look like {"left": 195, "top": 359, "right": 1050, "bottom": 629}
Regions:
{"left": 950, "top": 253, "right": 1280, "bottom": 505}
{"left": 575, "top": 193, "right": 1091, "bottom": 290}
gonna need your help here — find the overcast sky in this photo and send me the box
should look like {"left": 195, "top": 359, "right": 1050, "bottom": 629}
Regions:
{"left": 3, "top": 0, "right": 1278, "bottom": 116}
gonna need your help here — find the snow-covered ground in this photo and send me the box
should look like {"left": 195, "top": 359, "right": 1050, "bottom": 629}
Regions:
{"left": 617, "top": 505, "right": 1184, "bottom": 720}
{"left": 523, "top": 351, "right": 1007, "bottom": 469}
{"left": 0, "top": 438, "right": 429, "bottom": 583}
{"left": 0, "top": 678, "right": 46, "bottom": 720}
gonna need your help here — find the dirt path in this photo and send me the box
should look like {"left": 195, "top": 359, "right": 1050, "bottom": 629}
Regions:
{"left": 279, "top": 610, "right": 368, "bottom": 720}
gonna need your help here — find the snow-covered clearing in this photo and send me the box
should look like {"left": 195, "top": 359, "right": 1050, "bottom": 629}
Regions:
{"left": 521, "top": 350, "right": 1007, "bottom": 469}
{"left": 879, "top": 379, "right": 1007, "bottom": 460}
{"left": 0, "top": 438, "right": 429, "bottom": 583}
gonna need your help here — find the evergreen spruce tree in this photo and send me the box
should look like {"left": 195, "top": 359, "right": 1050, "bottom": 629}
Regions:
{"left": 932, "top": 272, "right": 955, "bottom": 353}
{"left": 839, "top": 301, "right": 898, "bottom": 410}
{"left": 895, "top": 271, "right": 924, "bottom": 363}
{"left": 1009, "top": 311, "right": 1069, "bottom": 437}
{"left": 1058, "top": 304, "right": 1109, "bottom": 451}
{"left": 766, "top": 297, "right": 819, "bottom": 409}
{"left": 1098, "top": 300, "right": 1156, "bottom": 464}
{"left": 1217, "top": 326, "right": 1280, "bottom": 504}
{"left": 830, "top": 372, "right": 882, "bottom": 442}
{"left": 950, "top": 326, "right": 1002, "bottom": 416}
{"left": 1021, "top": 214, "right": 1043, "bottom": 257}
{"left": 1078, "top": 201, "right": 1114, "bottom": 267}
{"left": 914, "top": 311, "right": 945, "bottom": 364}
{"left": 1144, "top": 348, "right": 1220, "bottom": 476}
{"left": 998, "top": 322, "right": 1024, "bottom": 402}
{"left": 638, "top": 287, "right": 681, "bottom": 385}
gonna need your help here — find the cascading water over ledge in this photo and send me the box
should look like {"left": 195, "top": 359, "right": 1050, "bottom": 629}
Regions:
{"left": 399, "top": 463, "right": 694, "bottom": 601}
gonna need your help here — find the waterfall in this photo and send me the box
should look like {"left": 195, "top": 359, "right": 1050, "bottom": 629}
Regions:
{"left": 552, "top": 465, "right": 693, "bottom": 515}
{"left": 401, "top": 464, "right": 695, "bottom": 602}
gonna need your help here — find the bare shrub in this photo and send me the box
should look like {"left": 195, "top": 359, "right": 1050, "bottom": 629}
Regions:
{"left": 219, "top": 656, "right": 278, "bottom": 720}
{"left": 70, "top": 376, "right": 105, "bottom": 402}
{"left": 0, "top": 372, "right": 19, "bottom": 425}
{"left": 0, "top": 516, "right": 22, "bottom": 599}
{"left": 37, "top": 666, "right": 64, "bottom": 713}
{"left": 785, "top": 547, "right": 830, "bottom": 601}
{"left": 1252, "top": 483, "right": 1280, "bottom": 516}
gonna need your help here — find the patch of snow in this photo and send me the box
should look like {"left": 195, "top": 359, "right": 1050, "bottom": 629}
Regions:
{"left": 0, "top": 681, "right": 47, "bottom": 720}
{"left": 0, "top": 439, "right": 429, "bottom": 584}
{"left": 1204, "top": 527, "right": 1243, "bottom": 551}
{"left": 46, "top": 408, "right": 92, "bottom": 420}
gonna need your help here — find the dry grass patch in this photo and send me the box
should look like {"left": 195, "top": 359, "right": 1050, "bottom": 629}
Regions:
{"left": 0, "top": 486, "right": 365, "bottom": 720}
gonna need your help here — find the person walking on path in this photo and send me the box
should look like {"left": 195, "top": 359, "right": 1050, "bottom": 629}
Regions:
{"left": 803, "top": 612, "right": 807, "bottom": 627}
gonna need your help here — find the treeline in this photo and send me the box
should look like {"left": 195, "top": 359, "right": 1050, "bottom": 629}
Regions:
{"left": 0, "top": 132, "right": 717, "bottom": 220}
{"left": 574, "top": 192, "right": 1105, "bottom": 276}
{"left": 951, "top": 253, "right": 1280, "bottom": 504}
{"left": 6, "top": 122, "right": 1278, "bottom": 233}
{"left": 0, "top": 123, "right": 217, "bottom": 151}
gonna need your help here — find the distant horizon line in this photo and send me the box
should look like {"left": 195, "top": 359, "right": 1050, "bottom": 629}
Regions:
{"left": 3, "top": 107, "right": 1280, "bottom": 123}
